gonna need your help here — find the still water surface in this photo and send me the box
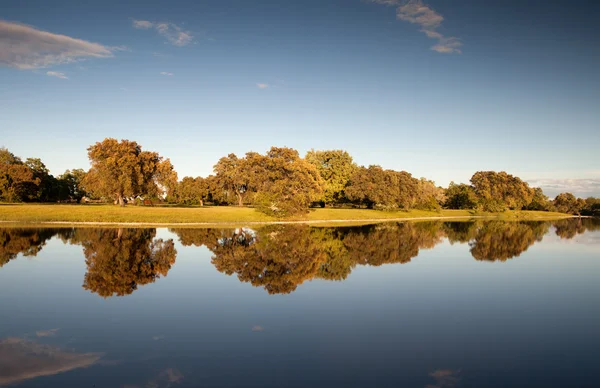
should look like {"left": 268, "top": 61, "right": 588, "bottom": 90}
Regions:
{"left": 0, "top": 219, "right": 599, "bottom": 387}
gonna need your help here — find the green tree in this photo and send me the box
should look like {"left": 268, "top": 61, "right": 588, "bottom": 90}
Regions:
{"left": 444, "top": 182, "right": 477, "bottom": 209}
{"left": 524, "top": 187, "right": 551, "bottom": 211}
{"left": 57, "top": 169, "right": 87, "bottom": 202}
{"left": 24, "top": 158, "right": 62, "bottom": 202}
{"left": 305, "top": 149, "right": 356, "bottom": 206}
{"left": 82, "top": 138, "right": 176, "bottom": 206}
{"left": 0, "top": 148, "right": 39, "bottom": 202}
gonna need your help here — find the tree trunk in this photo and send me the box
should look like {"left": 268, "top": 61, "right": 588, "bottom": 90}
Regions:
{"left": 118, "top": 195, "right": 125, "bottom": 207}
{"left": 237, "top": 192, "right": 243, "bottom": 207}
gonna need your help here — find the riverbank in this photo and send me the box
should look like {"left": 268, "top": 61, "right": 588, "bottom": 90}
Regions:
{"left": 0, "top": 204, "right": 574, "bottom": 227}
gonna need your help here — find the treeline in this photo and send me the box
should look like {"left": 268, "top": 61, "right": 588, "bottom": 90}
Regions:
{"left": 2, "top": 140, "right": 599, "bottom": 217}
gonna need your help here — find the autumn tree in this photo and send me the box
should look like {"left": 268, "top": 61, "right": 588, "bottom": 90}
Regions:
{"left": 82, "top": 139, "right": 177, "bottom": 206}
{"left": 553, "top": 192, "right": 585, "bottom": 215}
{"left": 213, "top": 153, "right": 251, "bottom": 206}
{"left": 470, "top": 171, "right": 535, "bottom": 211}
{"left": 345, "top": 166, "right": 418, "bottom": 210}
{"left": 248, "top": 147, "right": 323, "bottom": 217}
{"left": 413, "top": 178, "right": 445, "bottom": 211}
{"left": 305, "top": 149, "right": 356, "bottom": 206}
{"left": 0, "top": 148, "right": 39, "bottom": 202}
{"left": 174, "top": 176, "right": 208, "bottom": 205}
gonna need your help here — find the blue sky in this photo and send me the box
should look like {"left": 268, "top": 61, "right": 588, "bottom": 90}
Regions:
{"left": 1, "top": 0, "right": 599, "bottom": 197}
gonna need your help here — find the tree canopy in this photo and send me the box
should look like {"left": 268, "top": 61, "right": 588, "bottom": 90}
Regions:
{"left": 82, "top": 138, "right": 177, "bottom": 206}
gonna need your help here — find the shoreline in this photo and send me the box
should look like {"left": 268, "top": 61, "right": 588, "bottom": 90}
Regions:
{"left": 0, "top": 214, "right": 578, "bottom": 228}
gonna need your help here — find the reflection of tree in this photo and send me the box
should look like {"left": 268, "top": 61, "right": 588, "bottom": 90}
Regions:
{"left": 69, "top": 229, "right": 177, "bottom": 298}
{"left": 0, "top": 228, "right": 63, "bottom": 267}
{"left": 342, "top": 222, "right": 444, "bottom": 267}
{"left": 468, "top": 221, "right": 549, "bottom": 262}
{"left": 172, "top": 223, "right": 446, "bottom": 294}
{"left": 212, "top": 226, "right": 326, "bottom": 294}
{"left": 553, "top": 218, "right": 600, "bottom": 239}
{"left": 443, "top": 222, "right": 479, "bottom": 244}
{"left": 0, "top": 337, "right": 101, "bottom": 386}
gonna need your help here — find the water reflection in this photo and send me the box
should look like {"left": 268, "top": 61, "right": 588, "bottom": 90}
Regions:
{"left": 1, "top": 219, "right": 598, "bottom": 297}
{"left": 70, "top": 229, "right": 177, "bottom": 298}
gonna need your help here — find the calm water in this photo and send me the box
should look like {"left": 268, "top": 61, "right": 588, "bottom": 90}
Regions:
{"left": 1, "top": 219, "right": 599, "bottom": 388}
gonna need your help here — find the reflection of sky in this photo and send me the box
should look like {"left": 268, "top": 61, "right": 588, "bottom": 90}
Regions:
{"left": 0, "top": 227, "right": 599, "bottom": 387}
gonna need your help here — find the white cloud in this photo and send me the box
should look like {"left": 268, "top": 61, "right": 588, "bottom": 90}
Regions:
{"left": 0, "top": 20, "right": 115, "bottom": 69}
{"left": 160, "top": 71, "right": 173, "bottom": 76}
{"left": 256, "top": 83, "right": 269, "bottom": 89}
{"left": 132, "top": 20, "right": 153, "bottom": 29}
{"left": 132, "top": 19, "right": 193, "bottom": 47}
{"left": 527, "top": 178, "right": 600, "bottom": 198}
{"left": 46, "top": 71, "right": 68, "bottom": 79}
{"left": 370, "top": 0, "right": 462, "bottom": 54}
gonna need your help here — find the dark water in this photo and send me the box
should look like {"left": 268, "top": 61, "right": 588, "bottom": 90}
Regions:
{"left": 1, "top": 219, "right": 599, "bottom": 388}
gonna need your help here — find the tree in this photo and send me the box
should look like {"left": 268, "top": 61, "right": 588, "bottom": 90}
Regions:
{"left": 553, "top": 192, "right": 585, "bottom": 215}
{"left": 248, "top": 147, "right": 323, "bottom": 217}
{"left": 345, "top": 166, "right": 418, "bottom": 210}
{"left": 524, "top": 187, "right": 550, "bottom": 211}
{"left": 444, "top": 182, "right": 477, "bottom": 209}
{"left": 413, "top": 178, "right": 445, "bottom": 211}
{"left": 82, "top": 138, "right": 176, "bottom": 206}
{"left": 213, "top": 154, "right": 250, "bottom": 206}
{"left": 0, "top": 148, "right": 39, "bottom": 202}
{"left": 470, "top": 171, "right": 535, "bottom": 211}
{"left": 174, "top": 176, "right": 208, "bottom": 205}
{"left": 305, "top": 149, "right": 356, "bottom": 206}
{"left": 24, "top": 158, "right": 62, "bottom": 202}
{"left": 57, "top": 169, "right": 87, "bottom": 202}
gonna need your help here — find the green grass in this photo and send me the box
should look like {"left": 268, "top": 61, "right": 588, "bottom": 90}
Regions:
{"left": 0, "top": 203, "right": 573, "bottom": 226}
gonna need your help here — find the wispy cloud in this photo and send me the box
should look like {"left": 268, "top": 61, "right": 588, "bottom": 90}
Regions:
{"left": 132, "top": 20, "right": 193, "bottom": 47}
{"left": 36, "top": 328, "right": 59, "bottom": 337}
{"left": 425, "top": 369, "right": 461, "bottom": 388}
{"left": 160, "top": 71, "right": 174, "bottom": 76}
{"left": 0, "top": 20, "right": 115, "bottom": 69}
{"left": 0, "top": 337, "right": 102, "bottom": 386}
{"left": 370, "top": 0, "right": 462, "bottom": 54}
{"left": 46, "top": 71, "right": 68, "bottom": 79}
{"left": 527, "top": 178, "right": 600, "bottom": 198}
{"left": 256, "top": 83, "right": 269, "bottom": 89}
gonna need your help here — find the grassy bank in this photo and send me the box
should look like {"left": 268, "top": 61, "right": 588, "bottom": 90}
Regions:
{"left": 0, "top": 203, "right": 573, "bottom": 226}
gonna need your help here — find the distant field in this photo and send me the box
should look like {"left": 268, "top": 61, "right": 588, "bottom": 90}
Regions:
{"left": 0, "top": 203, "right": 573, "bottom": 226}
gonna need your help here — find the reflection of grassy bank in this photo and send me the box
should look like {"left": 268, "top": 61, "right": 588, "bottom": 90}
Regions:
{"left": 0, "top": 204, "right": 572, "bottom": 226}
